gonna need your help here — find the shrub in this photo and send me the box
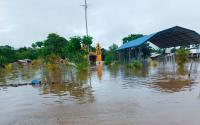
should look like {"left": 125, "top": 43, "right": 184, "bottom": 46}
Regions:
{"left": 45, "top": 54, "right": 61, "bottom": 64}
{"left": 149, "top": 59, "right": 158, "bottom": 67}
{"left": 4, "top": 64, "right": 12, "bottom": 71}
{"left": 176, "top": 48, "right": 190, "bottom": 66}
{"left": 77, "top": 59, "right": 88, "bottom": 71}
{"left": 127, "top": 60, "right": 142, "bottom": 69}
{"left": 0, "top": 55, "right": 7, "bottom": 67}
{"left": 132, "top": 60, "right": 142, "bottom": 69}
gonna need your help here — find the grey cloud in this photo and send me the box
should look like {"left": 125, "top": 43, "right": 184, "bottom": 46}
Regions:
{"left": 0, "top": 0, "right": 200, "bottom": 48}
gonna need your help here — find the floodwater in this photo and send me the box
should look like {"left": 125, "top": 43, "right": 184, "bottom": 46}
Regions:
{"left": 0, "top": 61, "right": 200, "bottom": 125}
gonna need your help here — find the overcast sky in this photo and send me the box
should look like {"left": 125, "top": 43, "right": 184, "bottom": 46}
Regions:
{"left": 0, "top": 0, "right": 200, "bottom": 48}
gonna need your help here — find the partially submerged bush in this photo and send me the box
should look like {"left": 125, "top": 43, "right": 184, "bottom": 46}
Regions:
{"left": 46, "top": 54, "right": 61, "bottom": 64}
{"left": 0, "top": 55, "right": 7, "bottom": 68}
{"left": 127, "top": 60, "right": 142, "bottom": 70}
{"left": 105, "top": 61, "right": 119, "bottom": 66}
{"left": 4, "top": 64, "right": 12, "bottom": 71}
{"left": 176, "top": 48, "right": 190, "bottom": 66}
{"left": 77, "top": 59, "right": 88, "bottom": 71}
{"left": 31, "top": 59, "right": 43, "bottom": 66}
{"left": 149, "top": 59, "right": 158, "bottom": 67}
{"left": 104, "top": 54, "right": 112, "bottom": 65}
{"left": 132, "top": 60, "right": 142, "bottom": 69}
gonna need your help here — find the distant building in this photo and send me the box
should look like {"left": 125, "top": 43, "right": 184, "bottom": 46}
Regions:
{"left": 189, "top": 49, "right": 200, "bottom": 58}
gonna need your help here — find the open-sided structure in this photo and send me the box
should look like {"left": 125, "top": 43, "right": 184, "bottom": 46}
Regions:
{"left": 117, "top": 26, "right": 200, "bottom": 62}
{"left": 118, "top": 26, "right": 200, "bottom": 50}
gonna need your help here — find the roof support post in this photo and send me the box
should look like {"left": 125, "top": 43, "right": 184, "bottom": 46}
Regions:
{"left": 119, "top": 51, "right": 121, "bottom": 62}
{"left": 138, "top": 47, "right": 142, "bottom": 62}
{"left": 129, "top": 48, "right": 131, "bottom": 63}
{"left": 123, "top": 50, "right": 125, "bottom": 64}
{"left": 119, "top": 50, "right": 122, "bottom": 62}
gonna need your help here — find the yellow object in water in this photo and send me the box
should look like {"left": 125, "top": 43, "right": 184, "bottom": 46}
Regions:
{"left": 96, "top": 43, "right": 102, "bottom": 64}
{"left": 5, "top": 64, "right": 12, "bottom": 70}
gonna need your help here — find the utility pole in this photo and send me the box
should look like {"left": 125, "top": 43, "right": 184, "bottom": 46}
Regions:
{"left": 81, "top": 0, "right": 91, "bottom": 82}
{"left": 81, "top": 0, "right": 89, "bottom": 36}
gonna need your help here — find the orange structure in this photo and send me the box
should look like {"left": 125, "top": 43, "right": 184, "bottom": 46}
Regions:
{"left": 96, "top": 43, "right": 102, "bottom": 64}
{"left": 89, "top": 43, "right": 103, "bottom": 65}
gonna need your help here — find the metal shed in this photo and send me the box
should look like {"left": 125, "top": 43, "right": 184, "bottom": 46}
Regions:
{"left": 117, "top": 26, "right": 200, "bottom": 50}
{"left": 117, "top": 26, "right": 200, "bottom": 62}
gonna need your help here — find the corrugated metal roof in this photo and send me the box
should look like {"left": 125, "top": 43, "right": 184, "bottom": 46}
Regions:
{"left": 117, "top": 26, "right": 200, "bottom": 51}
{"left": 117, "top": 33, "right": 156, "bottom": 50}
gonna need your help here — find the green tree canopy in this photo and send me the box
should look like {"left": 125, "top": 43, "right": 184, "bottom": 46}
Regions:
{"left": 35, "top": 41, "right": 44, "bottom": 48}
{"left": 82, "top": 36, "right": 93, "bottom": 46}
{"left": 67, "top": 36, "right": 82, "bottom": 51}
{"left": 105, "top": 44, "right": 119, "bottom": 65}
{"left": 0, "top": 33, "right": 95, "bottom": 70}
{"left": 32, "top": 43, "right": 37, "bottom": 49}
{"left": 44, "top": 33, "right": 68, "bottom": 56}
{"left": 122, "top": 34, "right": 143, "bottom": 44}
{"left": 0, "top": 45, "right": 16, "bottom": 62}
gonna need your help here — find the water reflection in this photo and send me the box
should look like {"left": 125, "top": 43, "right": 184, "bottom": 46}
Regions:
{"left": 106, "top": 64, "right": 120, "bottom": 78}
{"left": 148, "top": 62, "right": 197, "bottom": 93}
{"left": 150, "top": 78, "right": 193, "bottom": 93}
{"left": 39, "top": 65, "right": 95, "bottom": 103}
{"left": 40, "top": 82, "right": 95, "bottom": 103}
{"left": 0, "top": 61, "right": 200, "bottom": 95}
{"left": 96, "top": 64, "right": 103, "bottom": 80}
{"left": 0, "top": 63, "right": 40, "bottom": 85}
{"left": 177, "top": 65, "right": 188, "bottom": 76}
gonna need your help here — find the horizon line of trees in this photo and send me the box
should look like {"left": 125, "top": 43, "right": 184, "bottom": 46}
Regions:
{"left": 3, "top": 32, "right": 194, "bottom": 67}
{"left": 0, "top": 33, "right": 95, "bottom": 68}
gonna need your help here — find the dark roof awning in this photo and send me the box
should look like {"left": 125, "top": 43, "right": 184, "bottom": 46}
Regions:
{"left": 117, "top": 26, "right": 200, "bottom": 50}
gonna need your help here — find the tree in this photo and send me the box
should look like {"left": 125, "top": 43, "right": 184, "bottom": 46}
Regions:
{"left": 32, "top": 43, "right": 37, "bottom": 49}
{"left": 64, "top": 36, "right": 84, "bottom": 62}
{"left": 171, "top": 48, "right": 177, "bottom": 53}
{"left": 0, "top": 33, "right": 95, "bottom": 71}
{"left": 140, "top": 43, "right": 153, "bottom": 58}
{"left": 105, "top": 44, "right": 119, "bottom": 65}
{"left": 122, "top": 34, "right": 143, "bottom": 44}
{"left": 0, "top": 45, "right": 16, "bottom": 62}
{"left": 109, "top": 43, "right": 118, "bottom": 51}
{"left": 82, "top": 36, "right": 93, "bottom": 46}
{"left": 67, "top": 36, "right": 82, "bottom": 51}
{"left": 15, "top": 47, "right": 38, "bottom": 60}
{"left": 44, "top": 33, "right": 68, "bottom": 57}
{"left": 35, "top": 41, "right": 44, "bottom": 48}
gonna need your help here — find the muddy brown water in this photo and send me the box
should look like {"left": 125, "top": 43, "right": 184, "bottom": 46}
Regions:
{"left": 0, "top": 62, "right": 200, "bottom": 125}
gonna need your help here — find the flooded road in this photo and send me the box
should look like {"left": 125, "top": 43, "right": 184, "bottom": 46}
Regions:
{"left": 0, "top": 62, "right": 200, "bottom": 125}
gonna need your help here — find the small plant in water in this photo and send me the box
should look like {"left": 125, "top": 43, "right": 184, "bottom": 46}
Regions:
{"left": 0, "top": 55, "right": 7, "bottom": 68}
{"left": 77, "top": 60, "right": 88, "bottom": 71}
{"left": 132, "top": 60, "right": 142, "bottom": 69}
{"left": 127, "top": 60, "right": 142, "bottom": 70}
{"left": 176, "top": 48, "right": 190, "bottom": 66}
{"left": 149, "top": 59, "right": 158, "bottom": 67}
{"left": 4, "top": 64, "right": 12, "bottom": 71}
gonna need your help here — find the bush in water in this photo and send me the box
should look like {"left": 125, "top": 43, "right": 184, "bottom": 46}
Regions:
{"left": 176, "top": 48, "right": 190, "bottom": 66}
